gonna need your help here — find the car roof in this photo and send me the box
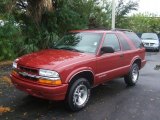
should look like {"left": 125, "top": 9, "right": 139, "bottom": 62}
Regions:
{"left": 70, "top": 30, "right": 112, "bottom": 33}
{"left": 70, "top": 29, "right": 133, "bottom": 34}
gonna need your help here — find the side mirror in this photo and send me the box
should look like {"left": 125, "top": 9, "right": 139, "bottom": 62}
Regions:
{"left": 100, "top": 46, "right": 115, "bottom": 54}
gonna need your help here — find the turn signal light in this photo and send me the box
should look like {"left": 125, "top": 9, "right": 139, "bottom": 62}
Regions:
{"left": 38, "top": 79, "right": 62, "bottom": 85}
{"left": 12, "top": 70, "right": 18, "bottom": 75}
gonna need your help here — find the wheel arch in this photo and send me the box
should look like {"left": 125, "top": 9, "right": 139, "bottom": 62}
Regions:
{"left": 131, "top": 56, "right": 142, "bottom": 69}
{"left": 67, "top": 69, "right": 95, "bottom": 87}
{"left": 65, "top": 69, "right": 94, "bottom": 101}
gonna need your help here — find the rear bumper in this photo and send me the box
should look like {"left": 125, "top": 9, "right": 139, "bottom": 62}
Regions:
{"left": 10, "top": 74, "right": 68, "bottom": 100}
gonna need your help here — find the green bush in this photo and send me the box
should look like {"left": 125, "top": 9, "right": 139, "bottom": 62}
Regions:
{"left": 0, "top": 21, "right": 24, "bottom": 60}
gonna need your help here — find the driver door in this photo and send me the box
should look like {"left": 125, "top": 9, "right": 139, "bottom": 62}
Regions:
{"left": 96, "top": 33, "right": 124, "bottom": 84}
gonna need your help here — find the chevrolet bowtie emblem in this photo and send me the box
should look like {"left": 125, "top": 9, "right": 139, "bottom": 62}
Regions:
{"left": 19, "top": 72, "right": 37, "bottom": 78}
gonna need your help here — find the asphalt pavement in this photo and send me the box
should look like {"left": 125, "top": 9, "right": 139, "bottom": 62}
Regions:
{"left": 0, "top": 51, "right": 160, "bottom": 120}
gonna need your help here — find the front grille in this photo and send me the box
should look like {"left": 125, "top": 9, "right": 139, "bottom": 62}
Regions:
{"left": 18, "top": 66, "right": 38, "bottom": 74}
{"left": 19, "top": 74, "right": 38, "bottom": 81}
{"left": 150, "top": 43, "right": 154, "bottom": 46}
{"left": 17, "top": 65, "right": 39, "bottom": 81}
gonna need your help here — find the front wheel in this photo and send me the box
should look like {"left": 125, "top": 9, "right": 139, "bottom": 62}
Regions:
{"left": 65, "top": 78, "right": 91, "bottom": 111}
{"left": 124, "top": 63, "right": 139, "bottom": 86}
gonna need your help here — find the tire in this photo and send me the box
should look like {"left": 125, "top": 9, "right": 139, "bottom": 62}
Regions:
{"left": 65, "top": 78, "right": 91, "bottom": 111}
{"left": 124, "top": 63, "right": 139, "bottom": 86}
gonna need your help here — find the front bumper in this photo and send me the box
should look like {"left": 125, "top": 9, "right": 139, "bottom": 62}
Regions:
{"left": 144, "top": 46, "right": 159, "bottom": 50}
{"left": 10, "top": 74, "right": 68, "bottom": 101}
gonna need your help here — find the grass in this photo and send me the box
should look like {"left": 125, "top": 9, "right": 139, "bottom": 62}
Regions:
{"left": 0, "top": 106, "right": 11, "bottom": 115}
{"left": 0, "top": 61, "right": 12, "bottom": 85}
{"left": 0, "top": 61, "right": 13, "bottom": 66}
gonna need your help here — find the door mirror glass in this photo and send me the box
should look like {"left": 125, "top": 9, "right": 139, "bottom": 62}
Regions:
{"left": 100, "top": 46, "right": 115, "bottom": 54}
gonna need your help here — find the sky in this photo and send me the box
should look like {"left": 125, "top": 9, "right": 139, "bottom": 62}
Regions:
{"left": 130, "top": 0, "right": 160, "bottom": 16}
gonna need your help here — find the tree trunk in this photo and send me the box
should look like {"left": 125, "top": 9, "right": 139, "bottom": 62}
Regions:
{"left": 42, "top": 0, "right": 53, "bottom": 11}
{"left": 27, "top": 0, "right": 53, "bottom": 26}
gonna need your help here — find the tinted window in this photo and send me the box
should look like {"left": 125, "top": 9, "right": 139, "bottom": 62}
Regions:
{"left": 125, "top": 32, "right": 142, "bottom": 48}
{"left": 103, "top": 34, "right": 120, "bottom": 52}
{"left": 118, "top": 34, "right": 131, "bottom": 51}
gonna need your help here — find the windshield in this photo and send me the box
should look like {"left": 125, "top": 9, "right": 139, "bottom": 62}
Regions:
{"left": 53, "top": 32, "right": 103, "bottom": 53}
{"left": 141, "top": 33, "right": 159, "bottom": 40}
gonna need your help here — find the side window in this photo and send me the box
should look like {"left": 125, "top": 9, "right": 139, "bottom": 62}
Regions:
{"left": 103, "top": 34, "right": 120, "bottom": 52}
{"left": 125, "top": 32, "right": 142, "bottom": 48}
{"left": 118, "top": 34, "right": 131, "bottom": 51}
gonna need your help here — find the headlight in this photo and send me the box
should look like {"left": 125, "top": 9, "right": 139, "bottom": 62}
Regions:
{"left": 154, "top": 43, "right": 159, "bottom": 46}
{"left": 13, "top": 62, "right": 17, "bottom": 69}
{"left": 39, "top": 69, "right": 59, "bottom": 78}
{"left": 38, "top": 69, "right": 61, "bottom": 85}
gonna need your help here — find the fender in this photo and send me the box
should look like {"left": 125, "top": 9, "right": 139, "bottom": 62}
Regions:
{"left": 130, "top": 55, "right": 142, "bottom": 68}
{"left": 65, "top": 67, "right": 95, "bottom": 83}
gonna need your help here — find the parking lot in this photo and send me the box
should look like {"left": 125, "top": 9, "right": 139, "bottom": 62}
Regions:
{"left": 0, "top": 51, "right": 160, "bottom": 120}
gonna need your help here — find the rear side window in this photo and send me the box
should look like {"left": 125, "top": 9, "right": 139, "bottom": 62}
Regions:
{"left": 125, "top": 32, "right": 142, "bottom": 48}
{"left": 103, "top": 34, "right": 120, "bottom": 52}
{"left": 118, "top": 34, "right": 131, "bottom": 51}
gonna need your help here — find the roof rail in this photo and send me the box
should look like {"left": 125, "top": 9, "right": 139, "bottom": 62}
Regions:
{"left": 85, "top": 27, "right": 110, "bottom": 30}
{"left": 112, "top": 28, "right": 133, "bottom": 32}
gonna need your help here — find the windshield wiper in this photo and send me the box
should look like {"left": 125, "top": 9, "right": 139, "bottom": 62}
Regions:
{"left": 64, "top": 47, "right": 84, "bottom": 53}
{"left": 53, "top": 46, "right": 84, "bottom": 53}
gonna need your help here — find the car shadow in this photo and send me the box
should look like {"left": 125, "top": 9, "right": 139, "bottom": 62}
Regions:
{"left": 146, "top": 49, "right": 159, "bottom": 53}
{"left": 1, "top": 78, "right": 142, "bottom": 120}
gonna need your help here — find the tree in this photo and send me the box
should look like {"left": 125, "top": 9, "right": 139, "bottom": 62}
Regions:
{"left": 88, "top": 0, "right": 112, "bottom": 29}
{"left": 126, "top": 13, "right": 160, "bottom": 33}
{"left": 88, "top": 0, "right": 139, "bottom": 29}
{"left": 115, "top": 0, "right": 138, "bottom": 28}
{"left": 27, "top": 0, "right": 53, "bottom": 26}
{"left": 0, "top": 0, "right": 141, "bottom": 60}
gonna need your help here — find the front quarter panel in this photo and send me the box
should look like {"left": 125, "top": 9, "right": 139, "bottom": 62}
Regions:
{"left": 58, "top": 58, "right": 96, "bottom": 84}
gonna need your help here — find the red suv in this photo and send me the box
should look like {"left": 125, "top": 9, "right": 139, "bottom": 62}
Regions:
{"left": 10, "top": 29, "right": 146, "bottom": 111}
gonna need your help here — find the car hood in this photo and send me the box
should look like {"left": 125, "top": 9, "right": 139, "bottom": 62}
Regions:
{"left": 142, "top": 39, "right": 159, "bottom": 44}
{"left": 17, "top": 49, "right": 94, "bottom": 70}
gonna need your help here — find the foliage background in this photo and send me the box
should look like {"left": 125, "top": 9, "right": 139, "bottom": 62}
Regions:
{"left": 0, "top": 0, "right": 160, "bottom": 60}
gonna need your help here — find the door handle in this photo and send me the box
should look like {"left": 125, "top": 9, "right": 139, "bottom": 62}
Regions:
{"left": 120, "top": 54, "right": 124, "bottom": 58}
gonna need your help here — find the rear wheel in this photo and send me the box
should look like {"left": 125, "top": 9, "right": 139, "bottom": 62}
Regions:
{"left": 65, "top": 78, "right": 91, "bottom": 111}
{"left": 124, "top": 63, "right": 139, "bottom": 86}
